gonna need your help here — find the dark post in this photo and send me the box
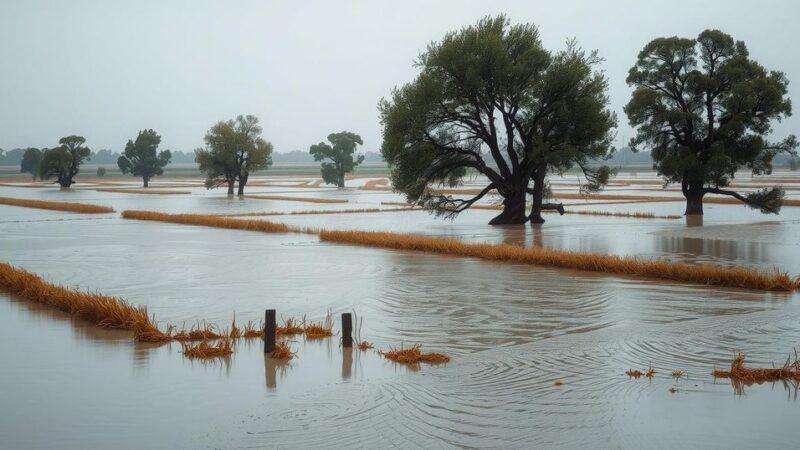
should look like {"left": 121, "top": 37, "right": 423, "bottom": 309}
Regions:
{"left": 341, "top": 313, "right": 353, "bottom": 348}
{"left": 264, "top": 309, "right": 276, "bottom": 353}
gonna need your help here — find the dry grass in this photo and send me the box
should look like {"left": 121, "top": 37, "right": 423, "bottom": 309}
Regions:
{"left": 277, "top": 317, "right": 305, "bottom": 336}
{"left": 247, "top": 194, "right": 348, "bottom": 204}
{"left": 671, "top": 370, "right": 686, "bottom": 379}
{"left": 378, "top": 202, "right": 680, "bottom": 219}
{"left": 318, "top": 229, "right": 799, "bottom": 291}
{"left": 242, "top": 320, "right": 263, "bottom": 338}
{"left": 304, "top": 312, "right": 334, "bottom": 339}
{"left": 121, "top": 210, "right": 292, "bottom": 233}
{"left": 357, "top": 340, "right": 374, "bottom": 350}
{"left": 172, "top": 321, "right": 224, "bottom": 341}
{"left": 363, "top": 178, "right": 390, "bottom": 188}
{"left": 269, "top": 341, "right": 296, "bottom": 359}
{"left": 712, "top": 353, "right": 800, "bottom": 383}
{"left": 379, "top": 343, "right": 450, "bottom": 365}
{"left": 0, "top": 196, "right": 114, "bottom": 214}
{"left": 181, "top": 337, "right": 234, "bottom": 359}
{"left": 0, "top": 262, "right": 170, "bottom": 342}
{"left": 221, "top": 207, "right": 411, "bottom": 218}
{"left": 93, "top": 188, "right": 191, "bottom": 195}
{"left": 553, "top": 380, "right": 564, "bottom": 386}
{"left": 645, "top": 366, "right": 656, "bottom": 378}
{"left": 626, "top": 369, "right": 644, "bottom": 379}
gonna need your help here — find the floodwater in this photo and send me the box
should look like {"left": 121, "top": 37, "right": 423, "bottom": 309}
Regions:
{"left": 1, "top": 172, "right": 800, "bottom": 448}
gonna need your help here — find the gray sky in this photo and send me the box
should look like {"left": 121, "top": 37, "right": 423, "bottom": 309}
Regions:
{"left": 1, "top": 0, "right": 798, "bottom": 154}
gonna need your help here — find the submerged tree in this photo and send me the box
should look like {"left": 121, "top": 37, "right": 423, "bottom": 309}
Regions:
{"left": 526, "top": 42, "right": 617, "bottom": 223}
{"left": 625, "top": 29, "right": 797, "bottom": 215}
{"left": 20, "top": 148, "right": 43, "bottom": 181}
{"left": 39, "top": 136, "right": 91, "bottom": 188}
{"left": 117, "top": 129, "right": 171, "bottom": 187}
{"left": 379, "top": 15, "right": 615, "bottom": 225}
{"left": 309, "top": 131, "right": 364, "bottom": 187}
{"left": 195, "top": 115, "right": 273, "bottom": 195}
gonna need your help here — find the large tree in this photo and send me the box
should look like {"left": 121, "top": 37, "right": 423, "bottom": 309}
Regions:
{"left": 379, "top": 15, "right": 614, "bottom": 225}
{"left": 20, "top": 148, "right": 43, "bottom": 181}
{"left": 195, "top": 115, "right": 273, "bottom": 195}
{"left": 39, "top": 136, "right": 91, "bottom": 188}
{"left": 309, "top": 131, "right": 364, "bottom": 187}
{"left": 117, "top": 129, "right": 171, "bottom": 187}
{"left": 526, "top": 42, "right": 617, "bottom": 223}
{"left": 625, "top": 29, "right": 797, "bottom": 215}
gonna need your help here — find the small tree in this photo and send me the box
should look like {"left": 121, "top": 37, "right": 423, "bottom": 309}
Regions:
{"left": 196, "top": 115, "right": 273, "bottom": 196}
{"left": 39, "top": 136, "right": 91, "bottom": 188}
{"left": 309, "top": 131, "right": 364, "bottom": 187}
{"left": 117, "top": 129, "right": 171, "bottom": 187}
{"left": 625, "top": 29, "right": 797, "bottom": 215}
{"left": 20, "top": 148, "right": 43, "bottom": 181}
{"left": 96, "top": 167, "right": 106, "bottom": 177}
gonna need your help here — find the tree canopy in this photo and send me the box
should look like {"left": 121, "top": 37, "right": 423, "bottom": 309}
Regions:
{"left": 309, "top": 131, "right": 364, "bottom": 187}
{"left": 195, "top": 115, "right": 273, "bottom": 195}
{"left": 117, "top": 129, "right": 171, "bottom": 187}
{"left": 625, "top": 29, "right": 797, "bottom": 215}
{"left": 39, "top": 136, "right": 91, "bottom": 188}
{"left": 379, "top": 15, "right": 615, "bottom": 225}
{"left": 20, "top": 148, "right": 43, "bottom": 180}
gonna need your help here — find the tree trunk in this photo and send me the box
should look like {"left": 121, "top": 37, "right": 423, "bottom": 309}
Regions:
{"left": 528, "top": 169, "right": 546, "bottom": 224}
{"left": 143, "top": 177, "right": 149, "bottom": 188}
{"left": 683, "top": 184, "right": 705, "bottom": 216}
{"left": 338, "top": 174, "right": 345, "bottom": 188}
{"left": 58, "top": 176, "right": 72, "bottom": 189}
{"left": 489, "top": 188, "right": 527, "bottom": 225}
{"left": 237, "top": 173, "right": 248, "bottom": 196}
{"left": 227, "top": 179, "right": 235, "bottom": 196}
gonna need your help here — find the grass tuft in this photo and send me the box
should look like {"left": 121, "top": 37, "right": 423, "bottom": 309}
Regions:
{"left": 379, "top": 343, "right": 450, "bottom": 365}
{"left": 304, "top": 312, "right": 334, "bottom": 339}
{"left": 269, "top": 341, "right": 296, "bottom": 359}
{"left": 712, "top": 352, "right": 800, "bottom": 383}
{"left": 181, "top": 337, "right": 234, "bottom": 359}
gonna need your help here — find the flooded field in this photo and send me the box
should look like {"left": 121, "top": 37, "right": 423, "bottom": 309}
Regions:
{"left": 1, "top": 172, "right": 800, "bottom": 448}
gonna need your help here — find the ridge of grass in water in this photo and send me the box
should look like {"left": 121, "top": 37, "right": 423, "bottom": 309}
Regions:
{"left": 93, "top": 188, "right": 191, "bottom": 195}
{"left": 379, "top": 343, "right": 450, "bottom": 365}
{"left": 379, "top": 201, "right": 680, "bottom": 219}
{"left": 247, "top": 194, "right": 348, "bottom": 204}
{"left": 181, "top": 337, "right": 234, "bottom": 358}
{"left": 318, "top": 230, "right": 800, "bottom": 292}
{"left": 712, "top": 352, "right": 800, "bottom": 383}
{"left": 0, "top": 196, "right": 114, "bottom": 213}
{"left": 0, "top": 262, "right": 168, "bottom": 341}
{"left": 121, "top": 210, "right": 292, "bottom": 233}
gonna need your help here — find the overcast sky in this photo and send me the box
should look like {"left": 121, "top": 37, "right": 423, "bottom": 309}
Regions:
{"left": 1, "top": 0, "right": 798, "bottom": 154}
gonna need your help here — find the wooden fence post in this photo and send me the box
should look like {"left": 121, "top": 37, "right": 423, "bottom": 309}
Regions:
{"left": 341, "top": 312, "right": 353, "bottom": 348}
{"left": 264, "top": 309, "right": 276, "bottom": 353}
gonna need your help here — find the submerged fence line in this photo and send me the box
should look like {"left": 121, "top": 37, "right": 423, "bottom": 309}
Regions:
{"left": 0, "top": 196, "right": 115, "bottom": 214}
{"left": 119, "top": 210, "right": 800, "bottom": 291}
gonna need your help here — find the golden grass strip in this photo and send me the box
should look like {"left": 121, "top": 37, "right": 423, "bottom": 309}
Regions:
{"left": 379, "top": 344, "right": 450, "bottom": 364}
{"left": 121, "top": 210, "right": 291, "bottom": 233}
{"left": 0, "top": 262, "right": 170, "bottom": 342}
{"left": 181, "top": 337, "right": 234, "bottom": 359}
{"left": 93, "top": 188, "right": 191, "bottom": 195}
{"left": 247, "top": 194, "right": 348, "bottom": 204}
{"left": 221, "top": 207, "right": 412, "bottom": 217}
{"left": 0, "top": 196, "right": 114, "bottom": 214}
{"left": 270, "top": 341, "right": 296, "bottom": 359}
{"left": 712, "top": 353, "right": 800, "bottom": 383}
{"left": 318, "top": 230, "right": 800, "bottom": 291}
{"left": 378, "top": 201, "right": 680, "bottom": 219}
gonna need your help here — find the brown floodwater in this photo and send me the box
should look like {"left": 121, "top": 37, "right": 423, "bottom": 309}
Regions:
{"left": 1, "top": 174, "right": 800, "bottom": 448}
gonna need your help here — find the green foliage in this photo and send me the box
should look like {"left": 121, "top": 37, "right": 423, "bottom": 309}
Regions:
{"left": 39, "top": 136, "right": 91, "bottom": 188}
{"left": 20, "top": 148, "right": 43, "bottom": 180}
{"left": 379, "top": 15, "right": 615, "bottom": 224}
{"left": 195, "top": 115, "right": 273, "bottom": 194}
{"left": 309, "top": 131, "right": 364, "bottom": 187}
{"left": 624, "top": 29, "right": 797, "bottom": 214}
{"left": 96, "top": 167, "right": 106, "bottom": 177}
{"left": 117, "top": 129, "right": 171, "bottom": 187}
